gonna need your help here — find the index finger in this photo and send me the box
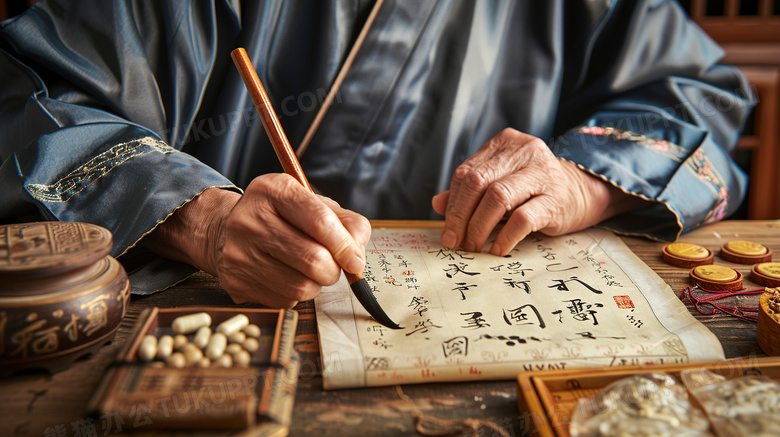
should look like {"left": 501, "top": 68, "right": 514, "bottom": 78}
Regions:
{"left": 275, "top": 190, "right": 367, "bottom": 275}
{"left": 440, "top": 164, "right": 490, "bottom": 250}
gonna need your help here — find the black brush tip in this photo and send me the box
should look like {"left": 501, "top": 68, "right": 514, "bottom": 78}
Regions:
{"left": 348, "top": 278, "right": 402, "bottom": 329}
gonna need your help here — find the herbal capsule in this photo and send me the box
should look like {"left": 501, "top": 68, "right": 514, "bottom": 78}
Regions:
{"left": 228, "top": 331, "right": 246, "bottom": 344}
{"left": 242, "top": 337, "right": 259, "bottom": 353}
{"left": 166, "top": 352, "right": 186, "bottom": 368}
{"left": 234, "top": 350, "right": 251, "bottom": 368}
{"left": 206, "top": 332, "right": 228, "bottom": 360}
{"left": 183, "top": 343, "right": 203, "bottom": 367}
{"left": 225, "top": 343, "right": 243, "bottom": 356}
{"left": 156, "top": 335, "right": 174, "bottom": 360}
{"left": 193, "top": 326, "right": 211, "bottom": 349}
{"left": 173, "top": 334, "right": 189, "bottom": 351}
{"left": 243, "top": 324, "right": 261, "bottom": 338}
{"left": 172, "top": 312, "right": 212, "bottom": 334}
{"left": 216, "top": 314, "right": 249, "bottom": 336}
{"left": 137, "top": 335, "right": 157, "bottom": 362}
{"left": 212, "top": 354, "right": 233, "bottom": 368}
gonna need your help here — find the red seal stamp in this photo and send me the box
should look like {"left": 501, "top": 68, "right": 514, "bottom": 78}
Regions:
{"left": 613, "top": 295, "right": 634, "bottom": 309}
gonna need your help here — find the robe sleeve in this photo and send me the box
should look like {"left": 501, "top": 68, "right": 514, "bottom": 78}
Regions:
{"left": 552, "top": 0, "right": 754, "bottom": 241}
{"left": 0, "top": 1, "right": 240, "bottom": 292}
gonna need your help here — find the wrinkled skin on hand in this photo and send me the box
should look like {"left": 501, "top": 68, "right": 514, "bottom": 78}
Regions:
{"left": 145, "top": 128, "right": 640, "bottom": 307}
{"left": 143, "top": 174, "right": 371, "bottom": 308}
{"left": 432, "top": 128, "right": 640, "bottom": 256}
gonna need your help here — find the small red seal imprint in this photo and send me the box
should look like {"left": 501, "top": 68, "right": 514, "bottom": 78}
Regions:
{"left": 613, "top": 295, "right": 634, "bottom": 309}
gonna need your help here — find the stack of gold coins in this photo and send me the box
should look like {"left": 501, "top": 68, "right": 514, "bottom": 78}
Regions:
{"left": 662, "top": 243, "right": 713, "bottom": 268}
{"left": 689, "top": 264, "right": 743, "bottom": 291}
{"left": 751, "top": 262, "right": 780, "bottom": 288}
{"left": 720, "top": 240, "right": 772, "bottom": 264}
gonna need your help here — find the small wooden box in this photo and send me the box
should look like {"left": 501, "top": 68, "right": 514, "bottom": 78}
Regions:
{"left": 516, "top": 357, "right": 780, "bottom": 437}
{"left": 88, "top": 306, "right": 298, "bottom": 433}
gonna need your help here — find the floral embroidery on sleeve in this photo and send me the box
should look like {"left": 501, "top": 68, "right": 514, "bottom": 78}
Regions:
{"left": 686, "top": 149, "right": 729, "bottom": 224}
{"left": 576, "top": 126, "right": 688, "bottom": 161}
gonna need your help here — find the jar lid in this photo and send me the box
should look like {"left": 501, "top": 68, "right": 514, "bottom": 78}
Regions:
{"left": 755, "top": 262, "right": 780, "bottom": 279}
{"left": 0, "top": 221, "right": 113, "bottom": 278}
{"left": 662, "top": 243, "right": 713, "bottom": 268}
{"left": 725, "top": 240, "right": 768, "bottom": 256}
{"left": 692, "top": 264, "right": 739, "bottom": 282}
{"left": 666, "top": 242, "right": 710, "bottom": 259}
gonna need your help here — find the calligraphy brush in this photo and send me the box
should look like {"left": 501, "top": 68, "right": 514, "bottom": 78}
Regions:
{"left": 230, "top": 48, "right": 400, "bottom": 330}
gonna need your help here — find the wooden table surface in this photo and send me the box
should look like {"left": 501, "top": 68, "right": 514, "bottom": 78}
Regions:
{"left": 1, "top": 220, "right": 779, "bottom": 437}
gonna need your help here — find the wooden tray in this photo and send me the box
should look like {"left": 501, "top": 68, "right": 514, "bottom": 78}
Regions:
{"left": 516, "top": 356, "right": 780, "bottom": 437}
{"left": 88, "top": 306, "right": 298, "bottom": 433}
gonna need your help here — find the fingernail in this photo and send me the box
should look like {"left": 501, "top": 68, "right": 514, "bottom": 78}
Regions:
{"left": 490, "top": 242, "right": 503, "bottom": 256}
{"left": 346, "top": 255, "right": 365, "bottom": 274}
{"left": 441, "top": 229, "right": 457, "bottom": 248}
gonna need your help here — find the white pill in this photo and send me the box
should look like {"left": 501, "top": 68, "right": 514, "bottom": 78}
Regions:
{"left": 156, "top": 335, "right": 174, "bottom": 360}
{"left": 172, "top": 312, "right": 212, "bottom": 334}
{"left": 206, "top": 332, "right": 228, "bottom": 360}
{"left": 166, "top": 352, "right": 186, "bottom": 368}
{"left": 137, "top": 335, "right": 157, "bottom": 362}
{"left": 242, "top": 337, "right": 259, "bottom": 353}
{"left": 173, "top": 334, "right": 189, "bottom": 351}
{"left": 234, "top": 350, "right": 251, "bottom": 368}
{"left": 243, "top": 324, "right": 261, "bottom": 338}
{"left": 216, "top": 314, "right": 249, "bottom": 336}
{"left": 193, "top": 326, "right": 211, "bottom": 349}
{"left": 212, "top": 354, "right": 233, "bottom": 368}
{"left": 228, "top": 331, "right": 246, "bottom": 344}
{"left": 225, "top": 343, "right": 243, "bottom": 356}
{"left": 183, "top": 343, "right": 203, "bottom": 367}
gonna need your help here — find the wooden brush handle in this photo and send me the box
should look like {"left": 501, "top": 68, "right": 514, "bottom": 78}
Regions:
{"left": 230, "top": 48, "right": 312, "bottom": 191}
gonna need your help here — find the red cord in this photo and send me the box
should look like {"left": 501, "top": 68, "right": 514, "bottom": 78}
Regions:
{"left": 680, "top": 285, "right": 764, "bottom": 322}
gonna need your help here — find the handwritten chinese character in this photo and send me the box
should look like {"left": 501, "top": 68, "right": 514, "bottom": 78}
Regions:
{"left": 503, "top": 304, "right": 546, "bottom": 329}
{"left": 405, "top": 319, "right": 443, "bottom": 336}
{"left": 442, "top": 336, "right": 468, "bottom": 358}
{"left": 460, "top": 312, "right": 490, "bottom": 330}
{"left": 443, "top": 262, "right": 480, "bottom": 278}
{"left": 452, "top": 282, "right": 477, "bottom": 300}
{"left": 503, "top": 278, "right": 531, "bottom": 293}
{"left": 548, "top": 277, "right": 603, "bottom": 294}
{"left": 408, "top": 296, "right": 429, "bottom": 317}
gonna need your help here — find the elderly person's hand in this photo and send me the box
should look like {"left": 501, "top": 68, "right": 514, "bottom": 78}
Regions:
{"left": 432, "top": 128, "right": 645, "bottom": 255}
{"left": 142, "top": 175, "right": 371, "bottom": 308}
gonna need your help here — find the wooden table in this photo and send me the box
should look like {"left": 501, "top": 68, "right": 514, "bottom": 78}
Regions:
{"left": 1, "top": 220, "right": 778, "bottom": 437}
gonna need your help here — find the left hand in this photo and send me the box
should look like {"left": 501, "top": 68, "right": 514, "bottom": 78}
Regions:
{"left": 432, "top": 128, "right": 643, "bottom": 256}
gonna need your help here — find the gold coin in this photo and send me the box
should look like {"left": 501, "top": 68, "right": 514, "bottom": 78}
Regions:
{"left": 726, "top": 240, "right": 767, "bottom": 256}
{"left": 756, "top": 263, "right": 780, "bottom": 279}
{"left": 666, "top": 243, "right": 709, "bottom": 259}
{"left": 693, "top": 265, "right": 738, "bottom": 282}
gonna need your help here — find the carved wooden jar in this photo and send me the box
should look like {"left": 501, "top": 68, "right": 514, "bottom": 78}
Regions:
{"left": 0, "top": 221, "right": 130, "bottom": 376}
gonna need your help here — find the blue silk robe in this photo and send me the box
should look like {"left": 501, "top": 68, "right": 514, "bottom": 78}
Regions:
{"left": 0, "top": 0, "right": 753, "bottom": 293}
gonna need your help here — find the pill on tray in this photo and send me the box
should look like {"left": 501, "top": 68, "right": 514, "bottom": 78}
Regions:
{"left": 137, "top": 335, "right": 158, "bottom": 362}
{"left": 217, "top": 314, "right": 249, "bottom": 336}
{"left": 206, "top": 332, "right": 228, "bottom": 360}
{"left": 172, "top": 312, "right": 212, "bottom": 334}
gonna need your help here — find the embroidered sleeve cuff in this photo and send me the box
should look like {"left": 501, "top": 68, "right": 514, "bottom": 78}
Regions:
{"left": 552, "top": 124, "right": 747, "bottom": 241}
{"left": 14, "top": 123, "right": 239, "bottom": 257}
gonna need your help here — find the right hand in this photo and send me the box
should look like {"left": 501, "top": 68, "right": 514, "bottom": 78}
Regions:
{"left": 142, "top": 174, "right": 371, "bottom": 308}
